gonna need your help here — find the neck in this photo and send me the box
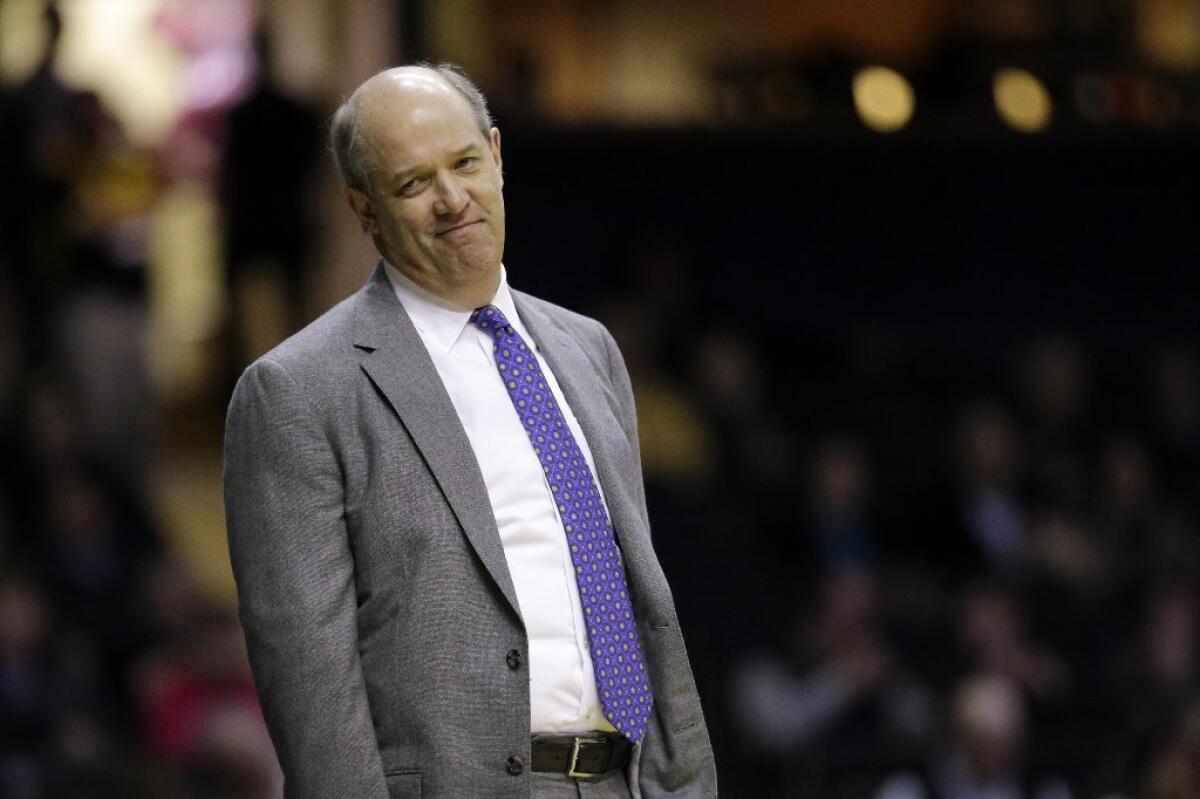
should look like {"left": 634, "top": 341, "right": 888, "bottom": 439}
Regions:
{"left": 421, "top": 279, "right": 498, "bottom": 311}
{"left": 385, "top": 260, "right": 502, "bottom": 311}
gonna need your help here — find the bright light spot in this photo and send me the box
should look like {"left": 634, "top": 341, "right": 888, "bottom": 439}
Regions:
{"left": 852, "top": 66, "right": 915, "bottom": 133}
{"left": 57, "top": 0, "right": 184, "bottom": 144}
{"left": 994, "top": 68, "right": 1052, "bottom": 132}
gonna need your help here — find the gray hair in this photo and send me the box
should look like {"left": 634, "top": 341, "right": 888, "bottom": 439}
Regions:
{"left": 329, "top": 62, "right": 494, "bottom": 195}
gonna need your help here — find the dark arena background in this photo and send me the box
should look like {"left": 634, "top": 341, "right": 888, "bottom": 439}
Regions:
{"left": 2, "top": 1, "right": 1198, "bottom": 797}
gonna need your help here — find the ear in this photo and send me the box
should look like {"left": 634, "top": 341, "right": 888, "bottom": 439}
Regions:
{"left": 346, "top": 187, "right": 378, "bottom": 235}
{"left": 488, "top": 127, "right": 503, "bottom": 185}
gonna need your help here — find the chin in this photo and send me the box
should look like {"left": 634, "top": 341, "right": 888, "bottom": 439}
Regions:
{"left": 446, "top": 247, "right": 501, "bottom": 281}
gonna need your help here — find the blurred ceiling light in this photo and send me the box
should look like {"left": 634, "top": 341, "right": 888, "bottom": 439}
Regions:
{"left": 993, "top": 68, "right": 1052, "bottom": 132}
{"left": 852, "top": 66, "right": 914, "bottom": 133}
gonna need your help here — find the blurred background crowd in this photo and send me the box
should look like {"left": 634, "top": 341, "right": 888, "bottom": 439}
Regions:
{"left": 1, "top": 0, "right": 1198, "bottom": 797}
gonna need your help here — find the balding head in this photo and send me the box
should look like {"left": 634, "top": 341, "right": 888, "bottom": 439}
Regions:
{"left": 331, "top": 63, "right": 494, "bottom": 195}
{"left": 333, "top": 62, "right": 506, "bottom": 308}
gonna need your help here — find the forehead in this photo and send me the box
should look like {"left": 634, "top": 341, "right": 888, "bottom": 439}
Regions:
{"left": 357, "top": 71, "right": 485, "bottom": 166}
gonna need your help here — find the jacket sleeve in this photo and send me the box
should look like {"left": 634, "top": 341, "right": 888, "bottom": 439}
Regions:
{"left": 599, "top": 323, "right": 648, "bottom": 518}
{"left": 224, "top": 357, "right": 389, "bottom": 798}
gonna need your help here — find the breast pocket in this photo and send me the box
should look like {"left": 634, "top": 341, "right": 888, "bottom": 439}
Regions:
{"left": 384, "top": 770, "right": 421, "bottom": 799}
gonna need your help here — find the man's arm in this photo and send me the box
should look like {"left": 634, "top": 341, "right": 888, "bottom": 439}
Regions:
{"left": 224, "top": 358, "right": 388, "bottom": 798}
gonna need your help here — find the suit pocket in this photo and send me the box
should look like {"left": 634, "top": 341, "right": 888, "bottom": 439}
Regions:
{"left": 384, "top": 770, "right": 421, "bottom": 799}
{"left": 645, "top": 623, "right": 704, "bottom": 734}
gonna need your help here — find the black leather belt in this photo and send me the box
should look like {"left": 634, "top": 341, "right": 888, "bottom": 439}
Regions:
{"left": 530, "top": 733, "right": 632, "bottom": 778}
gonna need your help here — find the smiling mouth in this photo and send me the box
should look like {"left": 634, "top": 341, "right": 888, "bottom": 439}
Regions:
{"left": 436, "top": 220, "right": 482, "bottom": 236}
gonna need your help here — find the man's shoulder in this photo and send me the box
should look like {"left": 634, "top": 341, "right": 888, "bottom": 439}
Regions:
{"left": 512, "top": 288, "right": 610, "bottom": 345}
{"left": 240, "top": 289, "right": 361, "bottom": 387}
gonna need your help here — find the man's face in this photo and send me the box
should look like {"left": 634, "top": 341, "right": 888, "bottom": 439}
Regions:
{"left": 350, "top": 71, "right": 505, "bottom": 306}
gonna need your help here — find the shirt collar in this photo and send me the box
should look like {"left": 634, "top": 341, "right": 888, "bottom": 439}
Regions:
{"left": 382, "top": 261, "right": 520, "bottom": 355}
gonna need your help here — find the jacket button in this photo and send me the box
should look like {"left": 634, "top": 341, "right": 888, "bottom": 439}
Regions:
{"left": 506, "top": 755, "right": 524, "bottom": 775}
{"left": 506, "top": 648, "right": 522, "bottom": 670}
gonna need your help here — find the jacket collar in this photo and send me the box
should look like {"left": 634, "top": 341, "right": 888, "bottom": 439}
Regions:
{"left": 350, "top": 262, "right": 669, "bottom": 629}
{"left": 352, "top": 262, "right": 523, "bottom": 623}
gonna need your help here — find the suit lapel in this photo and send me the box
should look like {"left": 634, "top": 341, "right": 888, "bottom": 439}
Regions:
{"left": 512, "top": 292, "right": 665, "bottom": 619}
{"left": 353, "top": 264, "right": 522, "bottom": 623}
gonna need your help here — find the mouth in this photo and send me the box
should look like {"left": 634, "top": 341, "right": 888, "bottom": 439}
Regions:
{"left": 436, "top": 220, "right": 483, "bottom": 237}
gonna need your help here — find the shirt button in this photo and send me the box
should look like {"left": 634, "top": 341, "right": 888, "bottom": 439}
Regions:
{"left": 506, "top": 649, "right": 522, "bottom": 670}
{"left": 506, "top": 755, "right": 525, "bottom": 775}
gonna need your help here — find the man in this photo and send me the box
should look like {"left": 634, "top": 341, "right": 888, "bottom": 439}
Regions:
{"left": 223, "top": 63, "right": 717, "bottom": 798}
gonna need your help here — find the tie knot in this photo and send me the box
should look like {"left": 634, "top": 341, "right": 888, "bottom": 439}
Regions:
{"left": 470, "top": 304, "right": 513, "bottom": 333}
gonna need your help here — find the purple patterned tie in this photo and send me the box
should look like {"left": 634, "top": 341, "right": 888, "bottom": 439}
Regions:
{"left": 470, "top": 304, "right": 653, "bottom": 743}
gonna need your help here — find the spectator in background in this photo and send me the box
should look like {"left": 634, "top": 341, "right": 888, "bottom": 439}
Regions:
{"left": 599, "top": 298, "right": 716, "bottom": 489}
{"left": 135, "top": 605, "right": 280, "bottom": 798}
{"left": 875, "top": 672, "right": 1073, "bottom": 799}
{"left": 1093, "top": 432, "right": 1172, "bottom": 587}
{"left": 955, "top": 582, "right": 1069, "bottom": 704}
{"left": 4, "top": 4, "right": 160, "bottom": 485}
{"left": 15, "top": 370, "right": 83, "bottom": 479}
{"left": 803, "top": 434, "right": 877, "bottom": 570}
{"left": 1104, "top": 576, "right": 1200, "bottom": 777}
{"left": 1139, "top": 698, "right": 1200, "bottom": 799}
{"left": 926, "top": 399, "right": 1028, "bottom": 582}
{"left": 221, "top": 29, "right": 322, "bottom": 374}
{"left": 0, "top": 569, "right": 120, "bottom": 797}
{"left": 1025, "top": 508, "right": 1109, "bottom": 602}
{"left": 690, "top": 325, "right": 797, "bottom": 499}
{"left": 731, "top": 567, "right": 935, "bottom": 796}
{"left": 37, "top": 465, "right": 148, "bottom": 691}
{"left": 0, "top": 571, "right": 55, "bottom": 798}
{"left": 1014, "top": 334, "right": 1091, "bottom": 512}
{"left": 1137, "top": 580, "right": 1199, "bottom": 709}
{"left": 54, "top": 96, "right": 159, "bottom": 485}
{"left": 1, "top": 2, "right": 88, "bottom": 300}
{"left": 680, "top": 325, "right": 796, "bottom": 673}
{"left": 1145, "top": 345, "right": 1200, "bottom": 515}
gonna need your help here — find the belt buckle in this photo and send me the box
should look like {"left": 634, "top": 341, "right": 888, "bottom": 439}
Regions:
{"left": 566, "top": 736, "right": 607, "bottom": 779}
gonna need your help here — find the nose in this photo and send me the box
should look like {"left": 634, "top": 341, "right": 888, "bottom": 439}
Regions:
{"left": 433, "top": 172, "right": 469, "bottom": 217}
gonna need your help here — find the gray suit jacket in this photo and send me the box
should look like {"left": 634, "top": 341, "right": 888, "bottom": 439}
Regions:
{"left": 224, "top": 264, "right": 717, "bottom": 797}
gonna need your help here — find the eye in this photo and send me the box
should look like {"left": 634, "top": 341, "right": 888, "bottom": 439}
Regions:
{"left": 399, "top": 176, "right": 427, "bottom": 196}
{"left": 455, "top": 156, "right": 479, "bottom": 170}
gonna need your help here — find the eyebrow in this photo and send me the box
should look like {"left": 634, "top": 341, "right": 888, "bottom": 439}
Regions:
{"left": 391, "top": 143, "right": 482, "bottom": 184}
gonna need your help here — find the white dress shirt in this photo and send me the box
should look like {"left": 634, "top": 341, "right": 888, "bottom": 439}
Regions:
{"left": 383, "top": 261, "right": 618, "bottom": 735}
